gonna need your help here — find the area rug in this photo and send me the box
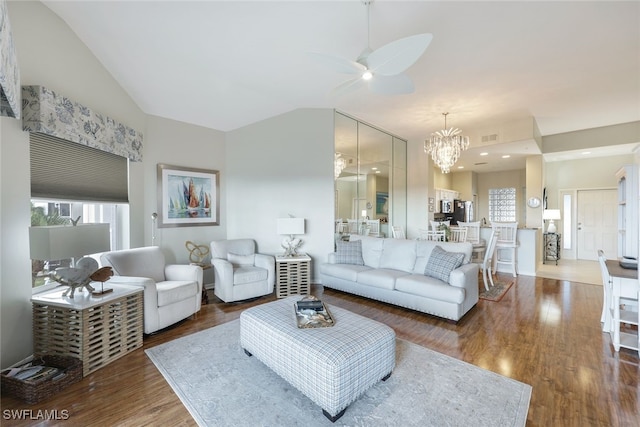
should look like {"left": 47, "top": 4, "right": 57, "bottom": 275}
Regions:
{"left": 145, "top": 319, "right": 531, "bottom": 426}
{"left": 480, "top": 281, "right": 514, "bottom": 302}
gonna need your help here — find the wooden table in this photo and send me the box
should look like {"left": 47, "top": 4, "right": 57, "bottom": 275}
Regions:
{"left": 604, "top": 260, "right": 639, "bottom": 354}
{"left": 31, "top": 284, "right": 143, "bottom": 376}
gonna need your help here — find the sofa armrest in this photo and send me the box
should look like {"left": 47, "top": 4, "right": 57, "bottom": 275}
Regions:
{"left": 449, "top": 263, "right": 479, "bottom": 289}
{"left": 165, "top": 264, "right": 203, "bottom": 290}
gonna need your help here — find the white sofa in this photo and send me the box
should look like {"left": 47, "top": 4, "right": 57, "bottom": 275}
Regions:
{"left": 319, "top": 236, "right": 479, "bottom": 322}
{"left": 100, "top": 246, "right": 203, "bottom": 334}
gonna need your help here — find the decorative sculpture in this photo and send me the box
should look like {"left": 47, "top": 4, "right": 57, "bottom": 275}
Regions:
{"left": 281, "top": 237, "right": 303, "bottom": 257}
{"left": 54, "top": 257, "right": 113, "bottom": 298}
{"left": 185, "top": 240, "right": 210, "bottom": 265}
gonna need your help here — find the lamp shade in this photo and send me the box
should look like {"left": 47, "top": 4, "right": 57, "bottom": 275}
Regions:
{"left": 542, "top": 209, "right": 561, "bottom": 221}
{"left": 29, "top": 224, "right": 110, "bottom": 261}
{"left": 277, "top": 218, "right": 305, "bottom": 235}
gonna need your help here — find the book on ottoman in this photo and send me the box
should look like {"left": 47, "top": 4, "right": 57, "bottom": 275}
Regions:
{"left": 294, "top": 297, "right": 334, "bottom": 328}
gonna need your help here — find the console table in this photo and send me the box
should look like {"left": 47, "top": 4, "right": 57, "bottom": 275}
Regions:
{"left": 275, "top": 254, "right": 311, "bottom": 298}
{"left": 31, "top": 284, "right": 143, "bottom": 376}
{"left": 543, "top": 233, "right": 561, "bottom": 265}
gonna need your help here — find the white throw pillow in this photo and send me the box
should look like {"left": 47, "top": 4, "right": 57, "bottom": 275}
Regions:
{"left": 228, "top": 252, "right": 254, "bottom": 266}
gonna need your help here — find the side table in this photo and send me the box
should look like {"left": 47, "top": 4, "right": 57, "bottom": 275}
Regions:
{"left": 190, "top": 262, "right": 212, "bottom": 305}
{"left": 543, "top": 233, "right": 561, "bottom": 265}
{"left": 275, "top": 254, "right": 311, "bottom": 298}
{"left": 31, "top": 284, "right": 143, "bottom": 376}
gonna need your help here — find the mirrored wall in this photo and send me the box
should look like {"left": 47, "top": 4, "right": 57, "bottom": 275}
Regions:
{"left": 334, "top": 112, "right": 407, "bottom": 238}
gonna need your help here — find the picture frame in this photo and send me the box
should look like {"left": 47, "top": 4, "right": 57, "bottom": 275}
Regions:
{"left": 428, "top": 197, "right": 434, "bottom": 205}
{"left": 157, "top": 164, "right": 220, "bottom": 228}
{"left": 429, "top": 205, "right": 434, "bottom": 212}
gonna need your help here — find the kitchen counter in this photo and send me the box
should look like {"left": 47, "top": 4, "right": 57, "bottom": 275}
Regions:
{"left": 480, "top": 227, "right": 540, "bottom": 276}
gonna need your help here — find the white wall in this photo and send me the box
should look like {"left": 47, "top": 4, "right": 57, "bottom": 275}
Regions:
{"left": 144, "top": 115, "right": 226, "bottom": 270}
{"left": 0, "top": 116, "right": 33, "bottom": 368}
{"left": 544, "top": 155, "right": 634, "bottom": 207}
{"left": 226, "top": 109, "right": 335, "bottom": 281}
{"left": 1, "top": 1, "right": 147, "bottom": 368}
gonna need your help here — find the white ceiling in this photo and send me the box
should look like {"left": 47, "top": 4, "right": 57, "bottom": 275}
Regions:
{"left": 42, "top": 1, "right": 640, "bottom": 172}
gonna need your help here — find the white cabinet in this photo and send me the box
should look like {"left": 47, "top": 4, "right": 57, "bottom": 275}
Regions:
{"left": 435, "top": 188, "right": 459, "bottom": 213}
{"left": 616, "top": 165, "right": 639, "bottom": 259}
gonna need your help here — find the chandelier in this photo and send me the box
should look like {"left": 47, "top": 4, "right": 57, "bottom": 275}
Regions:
{"left": 334, "top": 153, "right": 346, "bottom": 179}
{"left": 423, "top": 112, "right": 470, "bottom": 173}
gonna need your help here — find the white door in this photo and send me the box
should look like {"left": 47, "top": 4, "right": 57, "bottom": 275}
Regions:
{"left": 577, "top": 189, "right": 617, "bottom": 260}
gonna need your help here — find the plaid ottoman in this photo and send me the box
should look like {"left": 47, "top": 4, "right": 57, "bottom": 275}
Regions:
{"left": 240, "top": 296, "right": 396, "bottom": 422}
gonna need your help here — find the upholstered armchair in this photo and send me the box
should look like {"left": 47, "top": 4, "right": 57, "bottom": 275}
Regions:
{"left": 100, "top": 246, "right": 203, "bottom": 334}
{"left": 210, "top": 239, "right": 275, "bottom": 303}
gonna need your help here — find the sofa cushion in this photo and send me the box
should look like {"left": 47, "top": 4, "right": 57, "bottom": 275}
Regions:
{"left": 335, "top": 240, "right": 364, "bottom": 265}
{"left": 350, "top": 235, "right": 384, "bottom": 268}
{"left": 356, "top": 268, "right": 409, "bottom": 290}
{"left": 228, "top": 252, "right": 254, "bottom": 266}
{"left": 424, "top": 246, "right": 465, "bottom": 282}
{"left": 378, "top": 239, "right": 417, "bottom": 273}
{"left": 320, "top": 263, "right": 371, "bottom": 282}
{"left": 395, "top": 275, "right": 465, "bottom": 304}
{"left": 156, "top": 280, "right": 199, "bottom": 307}
{"left": 232, "top": 265, "right": 268, "bottom": 285}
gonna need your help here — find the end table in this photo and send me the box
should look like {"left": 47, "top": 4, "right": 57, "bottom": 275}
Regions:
{"left": 275, "top": 254, "right": 311, "bottom": 298}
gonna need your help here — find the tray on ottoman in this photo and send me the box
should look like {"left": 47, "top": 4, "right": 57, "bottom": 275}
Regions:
{"left": 240, "top": 296, "right": 396, "bottom": 422}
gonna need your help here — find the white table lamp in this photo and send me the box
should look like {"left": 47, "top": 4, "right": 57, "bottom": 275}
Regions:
{"left": 543, "top": 209, "right": 561, "bottom": 234}
{"left": 277, "top": 217, "right": 305, "bottom": 257}
{"left": 29, "top": 223, "right": 111, "bottom": 296}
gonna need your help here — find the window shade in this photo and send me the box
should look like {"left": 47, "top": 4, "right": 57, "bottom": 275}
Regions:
{"left": 30, "top": 133, "right": 129, "bottom": 203}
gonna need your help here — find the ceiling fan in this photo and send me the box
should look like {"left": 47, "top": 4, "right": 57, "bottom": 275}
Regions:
{"left": 310, "top": 0, "right": 433, "bottom": 95}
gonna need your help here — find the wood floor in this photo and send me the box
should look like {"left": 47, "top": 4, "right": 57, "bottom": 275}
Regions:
{"left": 2, "top": 274, "right": 639, "bottom": 426}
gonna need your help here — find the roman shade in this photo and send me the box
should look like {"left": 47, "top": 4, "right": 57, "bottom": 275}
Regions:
{"left": 30, "top": 133, "right": 128, "bottom": 203}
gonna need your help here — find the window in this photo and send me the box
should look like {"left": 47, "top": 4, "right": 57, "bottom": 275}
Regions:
{"left": 488, "top": 187, "right": 516, "bottom": 222}
{"left": 29, "top": 132, "right": 130, "bottom": 291}
{"left": 30, "top": 199, "right": 124, "bottom": 290}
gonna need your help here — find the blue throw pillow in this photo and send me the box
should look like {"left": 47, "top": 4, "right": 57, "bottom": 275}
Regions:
{"left": 335, "top": 240, "right": 364, "bottom": 265}
{"left": 425, "top": 245, "right": 465, "bottom": 282}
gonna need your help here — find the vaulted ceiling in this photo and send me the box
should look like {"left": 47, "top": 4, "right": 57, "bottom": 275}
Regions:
{"left": 42, "top": 1, "right": 640, "bottom": 171}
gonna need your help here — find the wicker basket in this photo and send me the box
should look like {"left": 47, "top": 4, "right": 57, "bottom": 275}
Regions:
{"left": 1, "top": 355, "right": 82, "bottom": 404}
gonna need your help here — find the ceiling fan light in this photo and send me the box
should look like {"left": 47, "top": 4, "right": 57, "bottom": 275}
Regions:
{"left": 362, "top": 70, "right": 373, "bottom": 80}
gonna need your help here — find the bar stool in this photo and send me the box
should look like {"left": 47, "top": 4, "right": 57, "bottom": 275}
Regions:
{"left": 491, "top": 221, "right": 518, "bottom": 277}
{"left": 457, "top": 221, "right": 485, "bottom": 264}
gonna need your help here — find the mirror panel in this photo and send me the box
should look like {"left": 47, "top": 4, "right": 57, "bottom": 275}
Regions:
{"left": 334, "top": 112, "right": 407, "bottom": 237}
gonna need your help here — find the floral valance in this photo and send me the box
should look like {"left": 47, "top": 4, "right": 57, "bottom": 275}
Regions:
{"left": 22, "top": 85, "right": 143, "bottom": 161}
{"left": 0, "top": 0, "right": 20, "bottom": 119}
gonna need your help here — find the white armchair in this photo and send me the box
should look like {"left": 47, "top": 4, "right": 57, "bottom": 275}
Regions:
{"left": 210, "top": 239, "right": 275, "bottom": 303}
{"left": 100, "top": 246, "right": 203, "bottom": 334}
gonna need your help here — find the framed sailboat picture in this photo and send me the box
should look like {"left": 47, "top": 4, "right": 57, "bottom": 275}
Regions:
{"left": 157, "top": 164, "right": 220, "bottom": 227}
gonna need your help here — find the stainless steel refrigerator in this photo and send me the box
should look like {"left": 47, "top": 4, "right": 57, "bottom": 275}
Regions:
{"left": 453, "top": 200, "right": 473, "bottom": 224}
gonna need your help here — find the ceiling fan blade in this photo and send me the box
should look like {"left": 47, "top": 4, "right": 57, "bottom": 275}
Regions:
{"left": 307, "top": 52, "right": 366, "bottom": 75}
{"left": 332, "top": 77, "right": 365, "bottom": 97}
{"left": 369, "top": 73, "right": 415, "bottom": 95}
{"left": 367, "top": 33, "right": 433, "bottom": 76}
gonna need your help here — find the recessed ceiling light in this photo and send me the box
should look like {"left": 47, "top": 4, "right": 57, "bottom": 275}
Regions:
{"left": 457, "top": 166, "right": 464, "bottom": 169}
{"left": 582, "top": 151, "right": 591, "bottom": 155}
{"left": 502, "top": 155, "right": 511, "bottom": 158}
{"left": 375, "top": 170, "right": 381, "bottom": 174}
{"left": 372, "top": 167, "right": 378, "bottom": 170}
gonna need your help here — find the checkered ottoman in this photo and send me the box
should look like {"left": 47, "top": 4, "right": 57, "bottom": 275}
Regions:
{"left": 240, "top": 296, "right": 396, "bottom": 422}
